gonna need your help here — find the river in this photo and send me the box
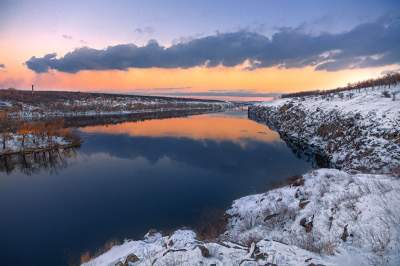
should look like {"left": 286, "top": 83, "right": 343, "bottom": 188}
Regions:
{"left": 0, "top": 110, "right": 312, "bottom": 266}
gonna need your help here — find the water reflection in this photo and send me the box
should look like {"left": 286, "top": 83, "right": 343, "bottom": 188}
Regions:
{"left": 81, "top": 111, "right": 280, "bottom": 145}
{"left": 0, "top": 148, "right": 77, "bottom": 175}
{"left": 0, "top": 111, "right": 312, "bottom": 266}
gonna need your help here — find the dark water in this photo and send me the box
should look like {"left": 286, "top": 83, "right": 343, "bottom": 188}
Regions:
{"left": 0, "top": 111, "right": 312, "bottom": 266}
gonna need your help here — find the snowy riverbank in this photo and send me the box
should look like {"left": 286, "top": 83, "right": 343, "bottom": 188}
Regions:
{"left": 0, "top": 116, "right": 81, "bottom": 157}
{"left": 0, "top": 90, "right": 231, "bottom": 121}
{"left": 249, "top": 85, "right": 400, "bottom": 174}
{"left": 83, "top": 84, "right": 400, "bottom": 266}
{"left": 84, "top": 169, "right": 400, "bottom": 266}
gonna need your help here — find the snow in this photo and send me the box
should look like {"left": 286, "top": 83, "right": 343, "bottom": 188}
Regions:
{"left": 83, "top": 229, "right": 252, "bottom": 266}
{"left": 261, "top": 86, "right": 399, "bottom": 117}
{"left": 83, "top": 228, "right": 327, "bottom": 266}
{"left": 0, "top": 100, "right": 12, "bottom": 108}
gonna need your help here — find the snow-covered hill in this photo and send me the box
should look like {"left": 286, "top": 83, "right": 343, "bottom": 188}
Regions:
{"left": 249, "top": 85, "right": 400, "bottom": 174}
{"left": 226, "top": 169, "right": 400, "bottom": 266}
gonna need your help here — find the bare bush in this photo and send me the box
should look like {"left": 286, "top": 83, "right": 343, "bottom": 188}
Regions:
{"left": 158, "top": 252, "right": 188, "bottom": 266}
{"left": 369, "top": 219, "right": 391, "bottom": 254}
{"left": 239, "top": 212, "right": 258, "bottom": 232}
{"left": 296, "top": 233, "right": 322, "bottom": 253}
{"left": 194, "top": 208, "right": 228, "bottom": 241}
{"left": 382, "top": 91, "right": 391, "bottom": 98}
{"left": 241, "top": 231, "right": 264, "bottom": 247}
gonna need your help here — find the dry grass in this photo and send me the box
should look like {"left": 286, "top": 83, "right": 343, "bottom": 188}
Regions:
{"left": 194, "top": 208, "right": 228, "bottom": 241}
{"left": 79, "top": 238, "right": 123, "bottom": 265}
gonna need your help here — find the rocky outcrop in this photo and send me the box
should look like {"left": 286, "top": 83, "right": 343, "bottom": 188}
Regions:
{"left": 225, "top": 169, "right": 400, "bottom": 266}
{"left": 83, "top": 228, "right": 329, "bottom": 266}
{"left": 249, "top": 86, "right": 400, "bottom": 175}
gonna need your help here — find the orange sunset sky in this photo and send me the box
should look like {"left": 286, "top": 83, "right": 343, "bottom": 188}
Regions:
{"left": 1, "top": 0, "right": 399, "bottom": 99}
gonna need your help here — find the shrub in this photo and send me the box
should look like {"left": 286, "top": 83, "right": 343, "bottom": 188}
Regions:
{"left": 382, "top": 91, "right": 391, "bottom": 98}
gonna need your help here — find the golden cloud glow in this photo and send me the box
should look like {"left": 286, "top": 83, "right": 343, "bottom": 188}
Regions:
{"left": 0, "top": 37, "right": 397, "bottom": 94}
{"left": 1, "top": 24, "right": 399, "bottom": 95}
{"left": 2, "top": 64, "right": 396, "bottom": 94}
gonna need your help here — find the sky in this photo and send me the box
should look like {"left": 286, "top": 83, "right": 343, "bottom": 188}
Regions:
{"left": 0, "top": 0, "right": 400, "bottom": 98}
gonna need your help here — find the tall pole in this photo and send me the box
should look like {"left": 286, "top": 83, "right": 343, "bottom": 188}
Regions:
{"left": 32, "top": 84, "right": 34, "bottom": 96}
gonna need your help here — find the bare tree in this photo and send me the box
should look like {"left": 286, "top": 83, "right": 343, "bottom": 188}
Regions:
{"left": 0, "top": 111, "right": 12, "bottom": 150}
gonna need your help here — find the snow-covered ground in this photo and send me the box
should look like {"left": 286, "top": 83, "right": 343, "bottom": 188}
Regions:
{"left": 0, "top": 100, "right": 12, "bottom": 108}
{"left": 83, "top": 221, "right": 329, "bottom": 266}
{"left": 84, "top": 85, "right": 400, "bottom": 266}
{"left": 226, "top": 169, "right": 400, "bottom": 265}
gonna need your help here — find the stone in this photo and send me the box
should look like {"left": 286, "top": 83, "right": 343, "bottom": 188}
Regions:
{"left": 198, "top": 245, "right": 210, "bottom": 258}
{"left": 341, "top": 225, "right": 349, "bottom": 242}
{"left": 300, "top": 217, "right": 313, "bottom": 233}
{"left": 123, "top": 253, "right": 139, "bottom": 266}
{"left": 299, "top": 200, "right": 310, "bottom": 209}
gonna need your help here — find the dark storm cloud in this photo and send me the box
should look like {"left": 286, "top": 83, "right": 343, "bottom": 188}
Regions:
{"left": 26, "top": 18, "right": 400, "bottom": 73}
{"left": 26, "top": 53, "right": 57, "bottom": 73}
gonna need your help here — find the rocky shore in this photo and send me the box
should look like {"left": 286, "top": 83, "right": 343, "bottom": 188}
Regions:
{"left": 249, "top": 85, "right": 400, "bottom": 175}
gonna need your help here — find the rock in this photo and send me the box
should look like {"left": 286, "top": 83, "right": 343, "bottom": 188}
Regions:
{"left": 264, "top": 213, "right": 279, "bottom": 221}
{"left": 299, "top": 200, "right": 310, "bottom": 209}
{"left": 198, "top": 245, "right": 210, "bottom": 258}
{"left": 252, "top": 245, "right": 263, "bottom": 259}
{"left": 294, "top": 188, "right": 302, "bottom": 198}
{"left": 300, "top": 217, "right": 313, "bottom": 233}
{"left": 341, "top": 225, "right": 349, "bottom": 242}
{"left": 124, "top": 253, "right": 139, "bottom": 265}
{"left": 146, "top": 229, "right": 158, "bottom": 237}
{"left": 288, "top": 175, "right": 305, "bottom": 187}
{"left": 144, "top": 229, "right": 160, "bottom": 242}
{"left": 255, "top": 252, "right": 268, "bottom": 260}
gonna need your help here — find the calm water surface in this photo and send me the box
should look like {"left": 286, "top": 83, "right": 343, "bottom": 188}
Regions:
{"left": 0, "top": 111, "right": 312, "bottom": 266}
